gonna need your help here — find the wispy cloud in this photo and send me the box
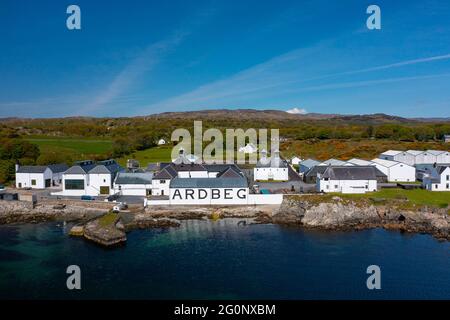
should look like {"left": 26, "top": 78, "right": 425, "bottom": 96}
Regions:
{"left": 75, "top": 7, "right": 218, "bottom": 116}
{"left": 140, "top": 47, "right": 450, "bottom": 113}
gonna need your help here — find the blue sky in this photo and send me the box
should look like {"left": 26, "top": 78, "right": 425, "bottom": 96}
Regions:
{"left": 0, "top": 0, "right": 450, "bottom": 118}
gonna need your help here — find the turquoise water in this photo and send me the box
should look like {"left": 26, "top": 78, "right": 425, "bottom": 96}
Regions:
{"left": 0, "top": 219, "right": 449, "bottom": 299}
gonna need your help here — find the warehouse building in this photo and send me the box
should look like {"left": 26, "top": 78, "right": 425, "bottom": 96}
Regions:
{"left": 15, "top": 163, "right": 68, "bottom": 189}
{"left": 113, "top": 172, "right": 153, "bottom": 196}
{"left": 371, "top": 158, "right": 416, "bottom": 182}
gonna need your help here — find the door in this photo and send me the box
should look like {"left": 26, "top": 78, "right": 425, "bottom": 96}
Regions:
{"left": 100, "top": 186, "right": 110, "bottom": 195}
{"left": 45, "top": 179, "right": 51, "bottom": 188}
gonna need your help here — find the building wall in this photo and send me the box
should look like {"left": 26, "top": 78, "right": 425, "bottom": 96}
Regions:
{"left": 436, "top": 152, "right": 450, "bottom": 164}
{"left": 394, "top": 152, "right": 416, "bottom": 166}
{"left": 415, "top": 152, "right": 437, "bottom": 164}
{"left": 114, "top": 183, "right": 152, "bottom": 196}
{"left": 254, "top": 167, "right": 288, "bottom": 181}
{"left": 86, "top": 173, "right": 112, "bottom": 196}
{"left": 51, "top": 172, "right": 64, "bottom": 186}
{"left": 16, "top": 169, "right": 52, "bottom": 189}
{"left": 372, "top": 163, "right": 415, "bottom": 182}
{"left": 169, "top": 187, "right": 249, "bottom": 205}
{"left": 317, "top": 179, "right": 377, "bottom": 194}
{"left": 152, "top": 179, "right": 170, "bottom": 196}
{"left": 62, "top": 173, "right": 87, "bottom": 196}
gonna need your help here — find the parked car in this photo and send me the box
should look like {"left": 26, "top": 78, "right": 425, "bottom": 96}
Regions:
{"left": 81, "top": 195, "right": 95, "bottom": 201}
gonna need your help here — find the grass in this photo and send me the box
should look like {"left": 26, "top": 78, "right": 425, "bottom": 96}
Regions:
{"left": 98, "top": 212, "right": 118, "bottom": 227}
{"left": 339, "top": 188, "right": 449, "bottom": 207}
{"left": 118, "top": 146, "right": 172, "bottom": 167}
{"left": 26, "top": 136, "right": 112, "bottom": 160}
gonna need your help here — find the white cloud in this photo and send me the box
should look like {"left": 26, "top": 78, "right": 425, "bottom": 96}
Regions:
{"left": 286, "top": 107, "right": 307, "bottom": 114}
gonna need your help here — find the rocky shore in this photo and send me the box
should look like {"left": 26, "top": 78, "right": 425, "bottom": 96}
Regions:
{"left": 267, "top": 195, "right": 450, "bottom": 241}
{"left": 1, "top": 196, "right": 449, "bottom": 245}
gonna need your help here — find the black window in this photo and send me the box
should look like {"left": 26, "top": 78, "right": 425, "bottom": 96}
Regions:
{"left": 65, "top": 179, "right": 84, "bottom": 190}
{"left": 31, "top": 179, "right": 36, "bottom": 186}
{"left": 160, "top": 180, "right": 166, "bottom": 184}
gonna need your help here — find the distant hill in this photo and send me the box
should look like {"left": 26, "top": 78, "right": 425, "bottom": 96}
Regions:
{"left": 141, "top": 109, "right": 448, "bottom": 124}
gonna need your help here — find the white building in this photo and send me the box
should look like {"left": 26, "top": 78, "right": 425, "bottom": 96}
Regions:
{"left": 254, "top": 150, "right": 289, "bottom": 181}
{"left": 317, "top": 166, "right": 378, "bottom": 194}
{"left": 379, "top": 150, "right": 416, "bottom": 166}
{"left": 370, "top": 158, "right": 416, "bottom": 182}
{"left": 56, "top": 160, "right": 123, "bottom": 197}
{"left": 427, "top": 150, "right": 450, "bottom": 164}
{"left": 290, "top": 156, "right": 302, "bottom": 166}
{"left": 15, "top": 163, "right": 68, "bottom": 189}
{"left": 15, "top": 166, "right": 52, "bottom": 189}
{"left": 444, "top": 135, "right": 450, "bottom": 143}
{"left": 158, "top": 139, "right": 166, "bottom": 145}
{"left": 422, "top": 166, "right": 450, "bottom": 191}
{"left": 113, "top": 172, "right": 153, "bottom": 196}
{"left": 238, "top": 143, "right": 257, "bottom": 154}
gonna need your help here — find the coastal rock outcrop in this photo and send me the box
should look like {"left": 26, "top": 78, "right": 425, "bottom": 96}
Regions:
{"left": 273, "top": 196, "right": 450, "bottom": 240}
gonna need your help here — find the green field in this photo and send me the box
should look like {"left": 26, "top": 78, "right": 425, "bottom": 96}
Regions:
{"left": 340, "top": 188, "right": 450, "bottom": 207}
{"left": 118, "top": 146, "right": 172, "bottom": 166}
{"left": 25, "top": 137, "right": 113, "bottom": 163}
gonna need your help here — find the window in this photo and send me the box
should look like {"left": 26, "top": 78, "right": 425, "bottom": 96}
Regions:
{"left": 31, "top": 179, "right": 36, "bottom": 186}
{"left": 447, "top": 175, "right": 449, "bottom": 181}
{"left": 326, "top": 185, "right": 329, "bottom": 189}
{"left": 100, "top": 186, "right": 110, "bottom": 195}
{"left": 103, "top": 179, "right": 106, "bottom": 183}
{"left": 160, "top": 180, "right": 166, "bottom": 184}
{"left": 365, "top": 185, "right": 368, "bottom": 189}
{"left": 334, "top": 185, "right": 338, "bottom": 189}
{"left": 435, "top": 184, "right": 438, "bottom": 189}
{"left": 65, "top": 179, "right": 84, "bottom": 190}
{"left": 447, "top": 183, "right": 449, "bottom": 189}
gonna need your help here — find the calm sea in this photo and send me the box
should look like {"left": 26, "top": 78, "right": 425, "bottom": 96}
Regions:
{"left": 0, "top": 219, "right": 449, "bottom": 299}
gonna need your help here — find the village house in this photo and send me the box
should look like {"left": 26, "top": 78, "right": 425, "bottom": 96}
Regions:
{"left": 253, "top": 150, "right": 289, "bottom": 181}
{"left": 158, "top": 138, "right": 166, "bottom": 145}
{"left": 370, "top": 158, "right": 416, "bottom": 182}
{"left": 422, "top": 166, "right": 450, "bottom": 191}
{"left": 15, "top": 163, "right": 68, "bottom": 189}
{"left": 317, "top": 166, "right": 378, "bottom": 194}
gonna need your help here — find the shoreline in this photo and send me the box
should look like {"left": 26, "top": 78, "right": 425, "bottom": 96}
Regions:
{"left": 0, "top": 196, "right": 448, "bottom": 245}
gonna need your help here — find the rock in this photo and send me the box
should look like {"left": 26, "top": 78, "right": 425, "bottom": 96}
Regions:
{"left": 69, "top": 225, "right": 84, "bottom": 236}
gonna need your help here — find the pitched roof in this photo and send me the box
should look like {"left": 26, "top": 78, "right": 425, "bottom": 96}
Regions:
{"left": 406, "top": 150, "right": 423, "bottom": 156}
{"left": 216, "top": 167, "right": 243, "bottom": 178}
{"left": 172, "top": 163, "right": 207, "bottom": 172}
{"left": 347, "top": 158, "right": 375, "bottom": 166}
{"left": 64, "top": 165, "right": 88, "bottom": 175}
{"left": 16, "top": 166, "right": 49, "bottom": 174}
{"left": 371, "top": 158, "right": 405, "bottom": 168}
{"left": 380, "top": 150, "right": 402, "bottom": 156}
{"left": 256, "top": 156, "right": 288, "bottom": 168}
{"left": 88, "top": 165, "right": 111, "bottom": 174}
{"left": 153, "top": 166, "right": 177, "bottom": 179}
{"left": 321, "top": 166, "right": 377, "bottom": 180}
{"left": 318, "top": 158, "right": 347, "bottom": 166}
{"left": 170, "top": 177, "right": 248, "bottom": 188}
{"left": 305, "top": 165, "right": 328, "bottom": 177}
{"left": 146, "top": 163, "right": 160, "bottom": 171}
{"left": 115, "top": 172, "right": 153, "bottom": 184}
{"left": 299, "top": 159, "right": 320, "bottom": 168}
{"left": 426, "top": 150, "right": 446, "bottom": 156}
{"left": 47, "top": 163, "right": 69, "bottom": 173}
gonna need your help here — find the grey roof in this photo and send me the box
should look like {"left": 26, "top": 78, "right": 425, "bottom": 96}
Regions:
{"left": 170, "top": 177, "right": 248, "bottom": 188}
{"left": 299, "top": 159, "right": 320, "bottom": 168}
{"left": 305, "top": 165, "right": 328, "bottom": 178}
{"left": 115, "top": 172, "right": 153, "bottom": 184}
{"left": 217, "top": 167, "right": 243, "bottom": 178}
{"left": 321, "top": 166, "right": 378, "bottom": 180}
{"left": 146, "top": 163, "right": 160, "bottom": 171}
{"left": 16, "top": 166, "right": 49, "bottom": 174}
{"left": 47, "top": 163, "right": 69, "bottom": 173}
{"left": 89, "top": 165, "right": 111, "bottom": 174}
{"left": 172, "top": 163, "right": 207, "bottom": 171}
{"left": 64, "top": 165, "right": 88, "bottom": 175}
{"left": 153, "top": 166, "right": 177, "bottom": 179}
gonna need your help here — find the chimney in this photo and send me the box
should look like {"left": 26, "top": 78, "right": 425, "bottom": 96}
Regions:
{"left": 15, "top": 163, "right": 19, "bottom": 172}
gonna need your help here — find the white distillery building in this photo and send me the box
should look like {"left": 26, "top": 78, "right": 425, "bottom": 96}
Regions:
{"left": 55, "top": 160, "right": 123, "bottom": 197}
{"left": 379, "top": 150, "right": 416, "bottom": 166}
{"left": 15, "top": 166, "right": 52, "bottom": 189}
{"left": 370, "top": 158, "right": 415, "bottom": 182}
{"left": 15, "top": 163, "right": 68, "bottom": 189}
{"left": 254, "top": 150, "right": 289, "bottom": 181}
{"left": 113, "top": 172, "right": 153, "bottom": 196}
{"left": 290, "top": 156, "right": 302, "bottom": 166}
{"left": 317, "top": 166, "right": 378, "bottom": 194}
{"left": 422, "top": 166, "right": 450, "bottom": 191}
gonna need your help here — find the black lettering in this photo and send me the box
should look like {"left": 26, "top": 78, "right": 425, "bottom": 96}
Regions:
{"left": 198, "top": 189, "right": 208, "bottom": 199}
{"left": 224, "top": 189, "right": 232, "bottom": 199}
{"left": 237, "top": 188, "right": 247, "bottom": 199}
{"left": 211, "top": 189, "right": 220, "bottom": 199}
{"left": 185, "top": 189, "right": 194, "bottom": 199}
{"left": 173, "top": 189, "right": 182, "bottom": 200}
